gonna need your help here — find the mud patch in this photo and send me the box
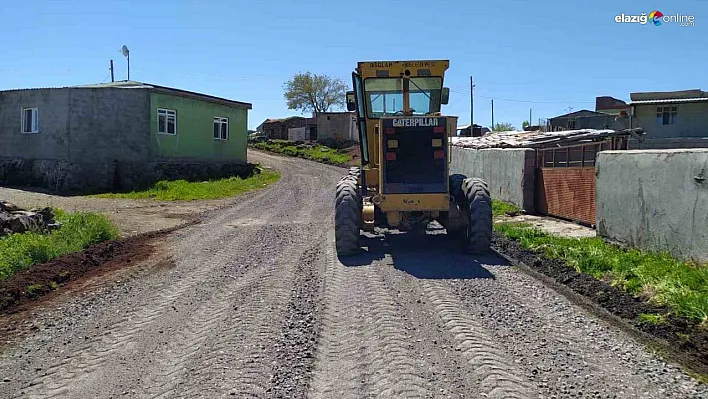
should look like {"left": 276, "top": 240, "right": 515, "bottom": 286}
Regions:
{"left": 492, "top": 232, "right": 708, "bottom": 378}
{"left": 0, "top": 220, "right": 196, "bottom": 315}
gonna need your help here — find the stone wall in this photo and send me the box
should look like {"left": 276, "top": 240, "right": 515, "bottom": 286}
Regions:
{"left": 0, "top": 158, "right": 256, "bottom": 194}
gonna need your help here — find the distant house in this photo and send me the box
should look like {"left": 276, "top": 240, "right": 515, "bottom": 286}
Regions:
{"left": 457, "top": 124, "right": 490, "bottom": 137}
{"left": 628, "top": 89, "right": 708, "bottom": 148}
{"left": 316, "top": 112, "right": 357, "bottom": 142}
{"left": 0, "top": 80, "right": 253, "bottom": 192}
{"left": 549, "top": 110, "right": 629, "bottom": 131}
{"left": 257, "top": 116, "right": 314, "bottom": 140}
{"left": 257, "top": 112, "right": 358, "bottom": 142}
{"left": 595, "top": 96, "right": 630, "bottom": 115}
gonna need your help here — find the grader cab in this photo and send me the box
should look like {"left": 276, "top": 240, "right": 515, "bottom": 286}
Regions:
{"left": 335, "top": 60, "right": 493, "bottom": 256}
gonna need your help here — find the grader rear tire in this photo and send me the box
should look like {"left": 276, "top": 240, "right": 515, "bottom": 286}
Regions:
{"left": 462, "top": 177, "right": 493, "bottom": 254}
{"left": 335, "top": 177, "right": 361, "bottom": 256}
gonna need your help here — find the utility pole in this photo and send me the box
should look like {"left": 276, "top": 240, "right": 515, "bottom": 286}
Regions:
{"left": 529, "top": 108, "right": 532, "bottom": 127}
{"left": 491, "top": 100, "right": 494, "bottom": 129}
{"left": 109, "top": 60, "right": 115, "bottom": 82}
{"left": 469, "top": 76, "right": 475, "bottom": 128}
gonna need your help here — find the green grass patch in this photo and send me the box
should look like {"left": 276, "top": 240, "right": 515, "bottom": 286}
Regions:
{"left": 494, "top": 221, "right": 708, "bottom": 325}
{"left": 26, "top": 284, "right": 43, "bottom": 296}
{"left": 492, "top": 200, "right": 521, "bottom": 218}
{"left": 93, "top": 169, "right": 280, "bottom": 201}
{"left": 252, "top": 140, "right": 351, "bottom": 165}
{"left": 0, "top": 211, "right": 119, "bottom": 281}
{"left": 639, "top": 313, "right": 668, "bottom": 325}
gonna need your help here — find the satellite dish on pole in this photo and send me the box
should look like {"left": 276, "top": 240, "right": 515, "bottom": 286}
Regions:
{"left": 120, "top": 45, "right": 130, "bottom": 80}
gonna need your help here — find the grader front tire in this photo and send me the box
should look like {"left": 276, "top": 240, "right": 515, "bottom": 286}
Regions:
{"left": 462, "top": 178, "right": 493, "bottom": 254}
{"left": 335, "top": 177, "right": 361, "bottom": 256}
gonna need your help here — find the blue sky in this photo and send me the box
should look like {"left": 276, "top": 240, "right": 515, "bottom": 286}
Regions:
{"left": 1, "top": 0, "right": 706, "bottom": 130}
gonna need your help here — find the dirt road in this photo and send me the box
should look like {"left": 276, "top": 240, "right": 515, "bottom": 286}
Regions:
{"left": 0, "top": 150, "right": 705, "bottom": 398}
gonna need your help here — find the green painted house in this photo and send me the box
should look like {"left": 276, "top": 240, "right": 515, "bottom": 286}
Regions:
{"left": 81, "top": 80, "right": 253, "bottom": 162}
{"left": 0, "top": 80, "right": 253, "bottom": 192}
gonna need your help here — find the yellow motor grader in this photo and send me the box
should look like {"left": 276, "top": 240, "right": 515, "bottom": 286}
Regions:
{"left": 335, "top": 60, "right": 492, "bottom": 256}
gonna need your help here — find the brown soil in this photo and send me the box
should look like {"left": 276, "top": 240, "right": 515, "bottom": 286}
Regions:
{"left": 342, "top": 145, "right": 361, "bottom": 168}
{"left": 0, "top": 220, "right": 196, "bottom": 315}
{"left": 492, "top": 232, "right": 708, "bottom": 377}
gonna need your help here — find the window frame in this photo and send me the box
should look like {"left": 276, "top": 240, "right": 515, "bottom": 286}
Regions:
{"left": 213, "top": 116, "right": 229, "bottom": 140}
{"left": 157, "top": 108, "right": 177, "bottom": 135}
{"left": 21, "top": 107, "right": 39, "bottom": 134}
{"left": 656, "top": 106, "right": 678, "bottom": 125}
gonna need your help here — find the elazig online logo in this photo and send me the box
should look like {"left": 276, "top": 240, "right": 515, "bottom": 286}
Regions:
{"left": 615, "top": 10, "right": 695, "bottom": 27}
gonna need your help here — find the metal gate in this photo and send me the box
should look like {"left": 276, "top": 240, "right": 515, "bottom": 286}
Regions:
{"left": 535, "top": 138, "right": 626, "bottom": 226}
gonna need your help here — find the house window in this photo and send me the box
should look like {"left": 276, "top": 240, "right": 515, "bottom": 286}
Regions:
{"left": 213, "top": 117, "right": 228, "bottom": 140}
{"left": 656, "top": 106, "right": 677, "bottom": 125}
{"left": 157, "top": 109, "right": 177, "bottom": 135}
{"left": 567, "top": 120, "right": 576, "bottom": 129}
{"left": 21, "top": 108, "right": 39, "bottom": 133}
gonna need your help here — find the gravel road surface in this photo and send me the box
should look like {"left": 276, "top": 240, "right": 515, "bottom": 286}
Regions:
{"left": 0, "top": 150, "right": 705, "bottom": 398}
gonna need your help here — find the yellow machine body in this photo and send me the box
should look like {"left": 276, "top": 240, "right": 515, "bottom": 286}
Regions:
{"left": 347, "top": 60, "right": 463, "bottom": 231}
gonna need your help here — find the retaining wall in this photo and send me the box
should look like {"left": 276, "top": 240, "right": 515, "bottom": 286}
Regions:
{"left": 0, "top": 158, "right": 256, "bottom": 194}
{"left": 450, "top": 147, "right": 536, "bottom": 212}
{"left": 596, "top": 149, "right": 708, "bottom": 262}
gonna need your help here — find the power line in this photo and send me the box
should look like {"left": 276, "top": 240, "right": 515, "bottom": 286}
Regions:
{"left": 449, "top": 88, "right": 595, "bottom": 104}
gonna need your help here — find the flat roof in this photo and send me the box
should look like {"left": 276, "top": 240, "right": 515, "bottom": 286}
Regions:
{"left": 2, "top": 80, "right": 252, "bottom": 110}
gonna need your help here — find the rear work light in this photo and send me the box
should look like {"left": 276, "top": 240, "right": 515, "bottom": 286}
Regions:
{"left": 388, "top": 139, "right": 399, "bottom": 149}
{"left": 434, "top": 126, "right": 445, "bottom": 133}
{"left": 431, "top": 138, "right": 443, "bottom": 148}
{"left": 433, "top": 150, "right": 445, "bottom": 159}
{"left": 386, "top": 152, "right": 397, "bottom": 161}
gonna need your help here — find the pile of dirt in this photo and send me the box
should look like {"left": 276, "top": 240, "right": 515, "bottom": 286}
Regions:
{"left": 492, "top": 233, "right": 708, "bottom": 377}
{"left": 0, "top": 200, "right": 58, "bottom": 237}
{"left": 0, "top": 221, "right": 196, "bottom": 314}
{"left": 342, "top": 145, "right": 361, "bottom": 168}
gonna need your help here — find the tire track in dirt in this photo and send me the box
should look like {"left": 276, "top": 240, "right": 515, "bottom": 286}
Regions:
{"left": 143, "top": 248, "right": 282, "bottom": 398}
{"left": 420, "top": 279, "right": 537, "bottom": 399}
{"left": 447, "top": 265, "right": 704, "bottom": 399}
{"left": 309, "top": 239, "right": 430, "bottom": 399}
{"left": 20, "top": 239, "right": 247, "bottom": 398}
{"left": 363, "top": 274, "right": 429, "bottom": 398}
{"left": 176, "top": 233, "right": 325, "bottom": 398}
{"left": 19, "top": 216, "right": 279, "bottom": 398}
{"left": 308, "top": 241, "right": 371, "bottom": 398}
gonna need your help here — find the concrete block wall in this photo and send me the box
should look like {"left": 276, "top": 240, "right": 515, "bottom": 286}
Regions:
{"left": 450, "top": 147, "right": 536, "bottom": 212}
{"left": 596, "top": 149, "right": 708, "bottom": 262}
{"left": 68, "top": 88, "right": 152, "bottom": 163}
{"left": 0, "top": 89, "right": 71, "bottom": 160}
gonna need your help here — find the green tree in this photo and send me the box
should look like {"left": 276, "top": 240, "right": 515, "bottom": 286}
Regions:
{"left": 522, "top": 120, "right": 530, "bottom": 129}
{"left": 493, "top": 122, "right": 516, "bottom": 131}
{"left": 283, "top": 72, "right": 348, "bottom": 115}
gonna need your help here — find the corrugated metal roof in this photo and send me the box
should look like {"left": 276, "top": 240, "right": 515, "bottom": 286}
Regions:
{"left": 452, "top": 128, "right": 643, "bottom": 150}
{"left": 630, "top": 98, "right": 708, "bottom": 105}
{"left": 72, "top": 81, "right": 153, "bottom": 89}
